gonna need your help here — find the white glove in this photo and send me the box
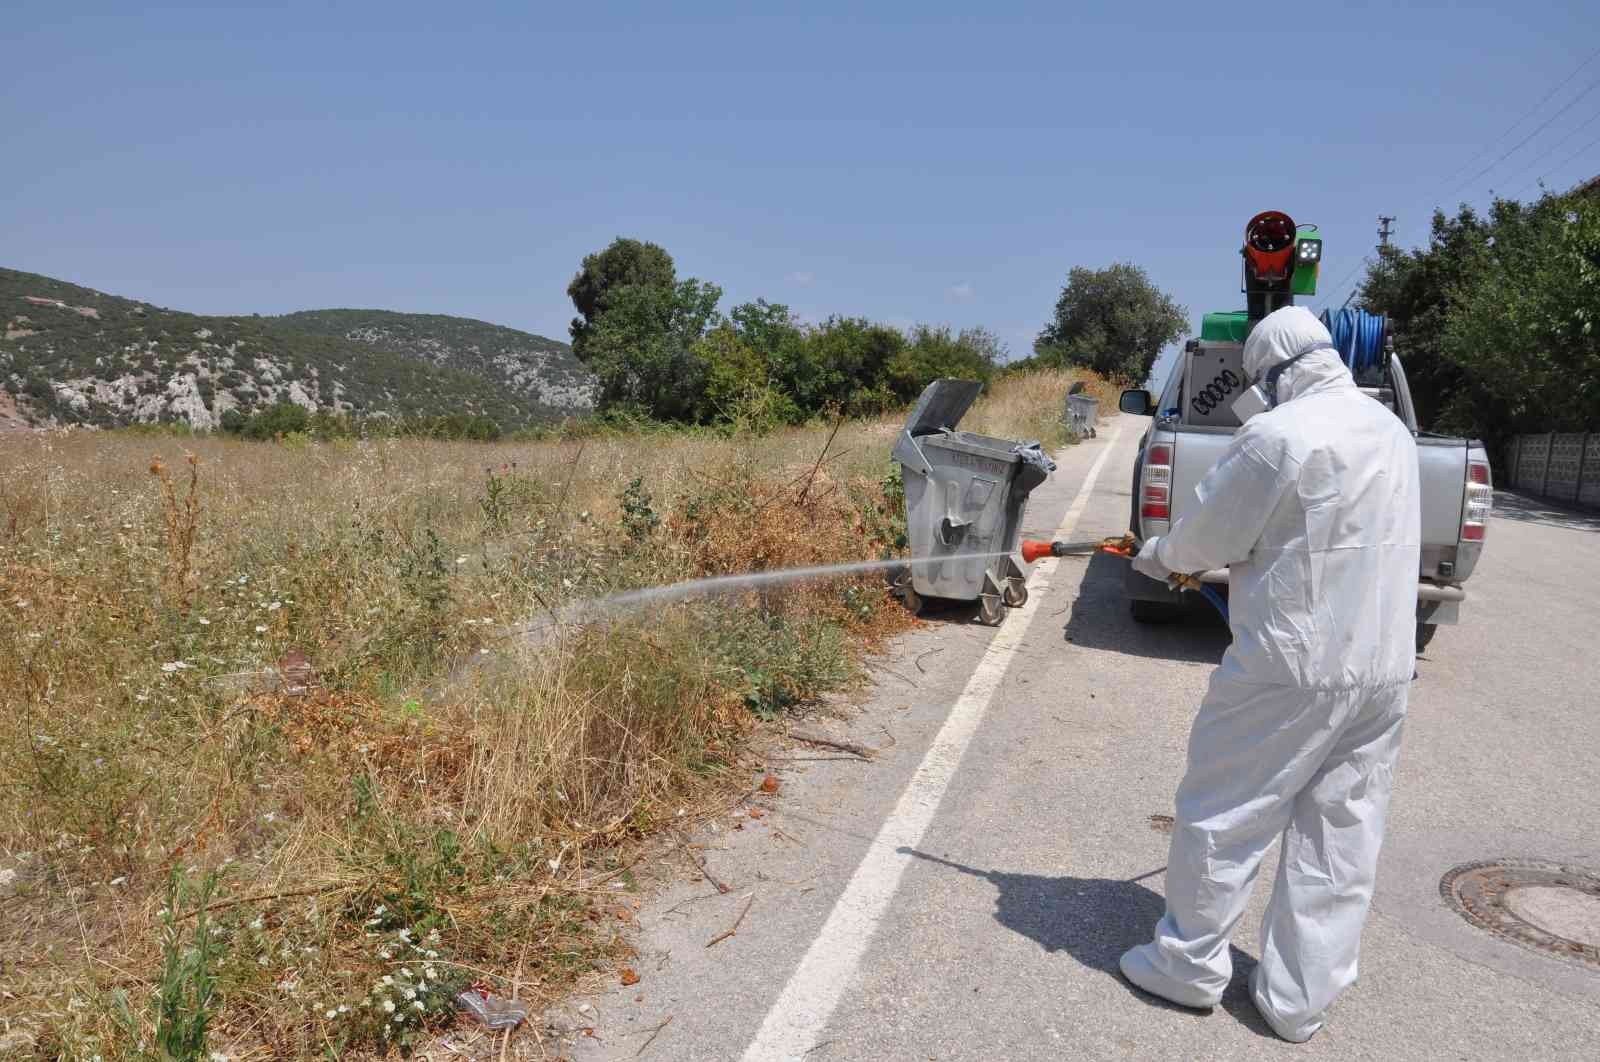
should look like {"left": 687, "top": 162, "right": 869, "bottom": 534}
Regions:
{"left": 1131, "top": 537, "right": 1170, "bottom": 582}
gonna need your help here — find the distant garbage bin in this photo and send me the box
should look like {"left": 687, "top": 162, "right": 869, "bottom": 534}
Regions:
{"left": 890, "top": 379, "right": 1056, "bottom": 626}
{"left": 1065, "top": 389, "right": 1099, "bottom": 438}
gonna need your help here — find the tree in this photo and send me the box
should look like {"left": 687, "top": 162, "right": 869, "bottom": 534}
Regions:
{"left": 566, "top": 238, "right": 726, "bottom": 420}
{"left": 566, "top": 238, "right": 677, "bottom": 359}
{"left": 799, "top": 316, "right": 906, "bottom": 414}
{"left": 692, "top": 322, "right": 769, "bottom": 421}
{"left": 886, "top": 326, "right": 1002, "bottom": 402}
{"left": 1034, "top": 263, "right": 1188, "bottom": 382}
{"left": 1358, "top": 207, "right": 1488, "bottom": 431}
{"left": 1360, "top": 192, "right": 1600, "bottom": 461}
{"left": 1440, "top": 195, "right": 1600, "bottom": 445}
{"left": 241, "top": 401, "right": 310, "bottom": 439}
{"left": 579, "top": 278, "right": 723, "bottom": 420}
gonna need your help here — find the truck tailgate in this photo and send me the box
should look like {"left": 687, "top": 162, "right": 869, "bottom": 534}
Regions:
{"left": 1416, "top": 436, "right": 1467, "bottom": 560}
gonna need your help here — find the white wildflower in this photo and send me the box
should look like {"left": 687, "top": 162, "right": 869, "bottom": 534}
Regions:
{"left": 198, "top": 617, "right": 210, "bottom": 625}
{"left": 382, "top": 999, "right": 396, "bottom": 1013}
{"left": 382, "top": 975, "right": 394, "bottom": 986}
{"left": 267, "top": 601, "right": 281, "bottom": 611}
{"left": 159, "top": 661, "right": 191, "bottom": 673}
{"left": 324, "top": 1009, "right": 337, "bottom": 1019}
{"left": 456, "top": 555, "right": 469, "bottom": 565}
{"left": 254, "top": 625, "right": 267, "bottom": 633}
{"left": 412, "top": 1001, "right": 424, "bottom": 1011}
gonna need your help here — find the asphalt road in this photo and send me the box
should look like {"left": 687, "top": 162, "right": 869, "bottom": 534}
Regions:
{"left": 557, "top": 414, "right": 1600, "bottom": 1061}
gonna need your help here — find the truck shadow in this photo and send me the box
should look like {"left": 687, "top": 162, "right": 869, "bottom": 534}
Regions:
{"left": 1060, "top": 551, "right": 1230, "bottom": 664}
{"left": 899, "top": 848, "right": 1275, "bottom": 1038}
{"left": 1492, "top": 490, "right": 1600, "bottom": 533}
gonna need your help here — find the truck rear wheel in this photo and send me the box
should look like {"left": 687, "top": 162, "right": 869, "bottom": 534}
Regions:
{"left": 1131, "top": 599, "right": 1184, "bottom": 624}
{"left": 1416, "top": 622, "right": 1438, "bottom": 654}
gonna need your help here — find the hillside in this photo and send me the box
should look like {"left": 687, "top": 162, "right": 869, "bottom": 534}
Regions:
{"left": 0, "top": 267, "right": 594, "bottom": 431}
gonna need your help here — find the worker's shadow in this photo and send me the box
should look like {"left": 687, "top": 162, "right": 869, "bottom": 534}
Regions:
{"left": 900, "top": 848, "right": 1277, "bottom": 1039}
{"left": 1060, "top": 551, "right": 1230, "bottom": 664}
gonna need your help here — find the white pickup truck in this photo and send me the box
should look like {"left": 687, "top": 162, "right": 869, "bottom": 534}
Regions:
{"left": 1118, "top": 311, "right": 1492, "bottom": 652}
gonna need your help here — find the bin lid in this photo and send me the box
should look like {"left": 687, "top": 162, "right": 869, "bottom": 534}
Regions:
{"left": 903, "top": 378, "right": 984, "bottom": 436}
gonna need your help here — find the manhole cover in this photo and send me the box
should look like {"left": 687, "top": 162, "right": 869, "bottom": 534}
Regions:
{"left": 1440, "top": 859, "right": 1600, "bottom": 969}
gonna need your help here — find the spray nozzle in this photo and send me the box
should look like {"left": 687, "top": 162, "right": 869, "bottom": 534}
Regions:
{"left": 1020, "top": 535, "right": 1139, "bottom": 564}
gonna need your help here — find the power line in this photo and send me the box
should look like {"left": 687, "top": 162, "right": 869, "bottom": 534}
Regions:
{"left": 1320, "top": 44, "right": 1600, "bottom": 311}
{"left": 1514, "top": 128, "right": 1600, "bottom": 198}
{"left": 1443, "top": 74, "right": 1600, "bottom": 201}
{"left": 1434, "top": 43, "right": 1600, "bottom": 189}
{"left": 1496, "top": 106, "right": 1600, "bottom": 189}
{"left": 1315, "top": 257, "right": 1371, "bottom": 315}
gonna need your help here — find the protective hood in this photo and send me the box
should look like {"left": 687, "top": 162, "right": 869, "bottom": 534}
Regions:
{"left": 1242, "top": 306, "right": 1352, "bottom": 404}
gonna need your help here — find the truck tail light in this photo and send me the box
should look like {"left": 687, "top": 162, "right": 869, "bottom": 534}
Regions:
{"left": 1142, "top": 443, "right": 1172, "bottom": 520}
{"left": 1462, "top": 460, "right": 1492, "bottom": 542}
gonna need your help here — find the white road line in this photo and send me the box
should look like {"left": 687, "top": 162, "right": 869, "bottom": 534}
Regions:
{"left": 740, "top": 421, "right": 1127, "bottom": 1061}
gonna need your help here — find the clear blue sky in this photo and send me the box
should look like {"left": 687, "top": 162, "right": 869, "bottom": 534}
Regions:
{"left": 5, "top": 2, "right": 1598, "bottom": 384}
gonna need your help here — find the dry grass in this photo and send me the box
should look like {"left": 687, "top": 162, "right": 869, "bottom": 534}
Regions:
{"left": 0, "top": 366, "right": 1102, "bottom": 1060}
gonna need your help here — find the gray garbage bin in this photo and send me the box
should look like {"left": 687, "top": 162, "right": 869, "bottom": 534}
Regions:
{"left": 889, "top": 379, "right": 1056, "bottom": 625}
{"left": 1065, "top": 393, "right": 1099, "bottom": 438}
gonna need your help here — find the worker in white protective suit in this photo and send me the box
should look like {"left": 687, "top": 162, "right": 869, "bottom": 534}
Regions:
{"left": 1118, "top": 305, "right": 1421, "bottom": 1043}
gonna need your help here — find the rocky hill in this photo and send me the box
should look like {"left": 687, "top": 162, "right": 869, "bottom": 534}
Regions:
{"left": 0, "top": 268, "right": 593, "bottom": 431}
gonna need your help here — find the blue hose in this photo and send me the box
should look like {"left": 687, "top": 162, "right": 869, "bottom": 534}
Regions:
{"left": 1197, "top": 583, "right": 1229, "bottom": 624}
{"left": 1320, "top": 308, "right": 1386, "bottom": 377}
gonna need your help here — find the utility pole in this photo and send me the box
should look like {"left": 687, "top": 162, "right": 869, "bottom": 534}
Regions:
{"left": 1377, "top": 215, "right": 1395, "bottom": 252}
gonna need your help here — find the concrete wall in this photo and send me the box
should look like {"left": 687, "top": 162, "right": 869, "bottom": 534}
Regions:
{"left": 1506, "top": 432, "right": 1600, "bottom": 508}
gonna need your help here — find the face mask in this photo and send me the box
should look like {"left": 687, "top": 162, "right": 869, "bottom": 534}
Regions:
{"left": 1229, "top": 342, "right": 1337, "bottom": 423}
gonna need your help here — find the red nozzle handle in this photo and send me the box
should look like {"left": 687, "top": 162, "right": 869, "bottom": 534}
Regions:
{"left": 1021, "top": 535, "right": 1140, "bottom": 564}
{"left": 1020, "top": 540, "right": 1055, "bottom": 564}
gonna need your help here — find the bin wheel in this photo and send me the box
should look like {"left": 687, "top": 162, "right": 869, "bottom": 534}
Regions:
{"left": 978, "top": 595, "right": 1006, "bottom": 626}
{"left": 1002, "top": 577, "right": 1028, "bottom": 608}
{"left": 1416, "top": 621, "right": 1437, "bottom": 654}
{"left": 891, "top": 570, "right": 922, "bottom": 615}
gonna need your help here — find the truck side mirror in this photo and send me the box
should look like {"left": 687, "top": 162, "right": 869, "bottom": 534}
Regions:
{"left": 1119, "top": 389, "right": 1153, "bottom": 416}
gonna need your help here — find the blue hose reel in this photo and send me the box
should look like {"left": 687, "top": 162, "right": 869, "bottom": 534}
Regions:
{"left": 1320, "top": 308, "right": 1387, "bottom": 377}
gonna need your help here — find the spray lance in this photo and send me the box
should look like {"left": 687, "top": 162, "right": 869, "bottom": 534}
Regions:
{"left": 1018, "top": 535, "right": 1230, "bottom": 622}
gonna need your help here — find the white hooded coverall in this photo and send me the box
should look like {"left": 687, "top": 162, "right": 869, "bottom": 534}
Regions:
{"left": 1119, "top": 306, "right": 1422, "bottom": 1042}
